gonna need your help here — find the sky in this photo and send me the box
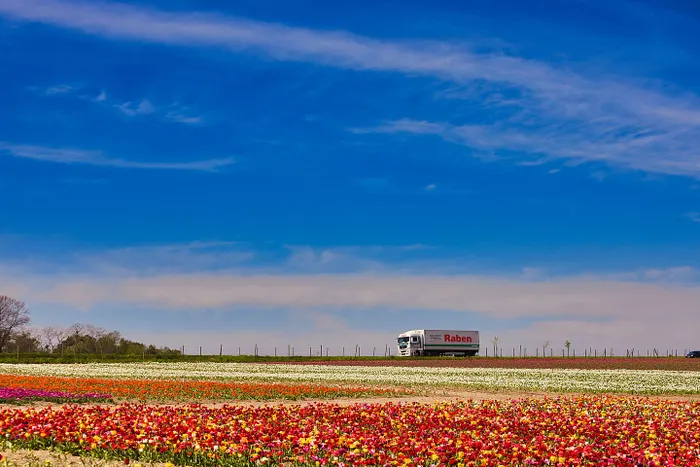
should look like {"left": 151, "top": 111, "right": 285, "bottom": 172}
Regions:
{"left": 2, "top": 0, "right": 700, "bottom": 356}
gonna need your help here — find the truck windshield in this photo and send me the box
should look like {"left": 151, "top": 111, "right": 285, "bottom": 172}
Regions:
{"left": 397, "top": 337, "right": 409, "bottom": 344}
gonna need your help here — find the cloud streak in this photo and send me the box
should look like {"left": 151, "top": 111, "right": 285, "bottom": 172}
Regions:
{"left": 3, "top": 0, "right": 700, "bottom": 176}
{"left": 12, "top": 271, "right": 700, "bottom": 327}
{"left": 355, "top": 116, "right": 700, "bottom": 178}
{"left": 0, "top": 143, "right": 235, "bottom": 171}
{"left": 116, "top": 99, "right": 203, "bottom": 125}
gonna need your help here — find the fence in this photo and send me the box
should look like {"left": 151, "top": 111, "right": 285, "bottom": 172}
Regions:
{"left": 5, "top": 342, "right": 692, "bottom": 359}
{"left": 172, "top": 344, "right": 693, "bottom": 358}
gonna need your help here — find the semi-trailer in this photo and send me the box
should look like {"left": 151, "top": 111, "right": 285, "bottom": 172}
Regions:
{"left": 396, "top": 329, "right": 479, "bottom": 357}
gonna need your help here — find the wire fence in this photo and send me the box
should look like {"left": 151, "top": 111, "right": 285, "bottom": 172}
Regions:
{"left": 173, "top": 344, "right": 694, "bottom": 358}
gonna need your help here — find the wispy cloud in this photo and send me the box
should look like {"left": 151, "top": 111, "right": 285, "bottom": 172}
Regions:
{"left": 77, "top": 241, "right": 255, "bottom": 275}
{"left": 3, "top": 0, "right": 697, "bottom": 176}
{"left": 355, "top": 117, "right": 700, "bottom": 178}
{"left": 43, "top": 84, "right": 76, "bottom": 95}
{"left": 115, "top": 99, "right": 203, "bottom": 125}
{"left": 685, "top": 212, "right": 700, "bottom": 222}
{"left": 16, "top": 271, "right": 700, "bottom": 324}
{"left": 0, "top": 142, "right": 235, "bottom": 171}
{"left": 33, "top": 82, "right": 202, "bottom": 125}
{"left": 115, "top": 99, "right": 155, "bottom": 116}
{"left": 164, "top": 105, "right": 204, "bottom": 125}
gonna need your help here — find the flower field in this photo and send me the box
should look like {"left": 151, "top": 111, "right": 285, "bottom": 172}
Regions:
{"left": 1, "top": 396, "right": 700, "bottom": 466}
{"left": 0, "top": 387, "right": 112, "bottom": 404}
{"left": 3, "top": 362, "right": 700, "bottom": 395}
{"left": 0, "top": 374, "right": 408, "bottom": 403}
{"left": 277, "top": 356, "right": 700, "bottom": 372}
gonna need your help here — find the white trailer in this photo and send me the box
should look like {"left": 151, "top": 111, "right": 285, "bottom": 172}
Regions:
{"left": 396, "top": 329, "right": 479, "bottom": 357}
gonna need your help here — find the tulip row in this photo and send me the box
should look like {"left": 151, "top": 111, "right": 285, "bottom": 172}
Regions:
{"left": 1, "top": 396, "right": 699, "bottom": 466}
{"left": 0, "top": 387, "right": 112, "bottom": 404}
{"left": 3, "top": 362, "right": 700, "bottom": 394}
{"left": 298, "top": 356, "right": 700, "bottom": 371}
{"left": 0, "top": 374, "right": 409, "bottom": 402}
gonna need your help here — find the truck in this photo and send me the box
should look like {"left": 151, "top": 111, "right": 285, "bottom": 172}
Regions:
{"left": 396, "top": 329, "right": 479, "bottom": 357}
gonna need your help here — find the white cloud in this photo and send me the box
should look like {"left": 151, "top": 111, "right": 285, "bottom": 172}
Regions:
{"left": 116, "top": 99, "right": 155, "bottom": 116}
{"left": 13, "top": 272, "right": 699, "bottom": 321}
{"left": 3, "top": 0, "right": 700, "bottom": 176}
{"left": 0, "top": 142, "right": 236, "bottom": 171}
{"left": 116, "top": 99, "right": 203, "bottom": 125}
{"left": 425, "top": 183, "right": 437, "bottom": 191}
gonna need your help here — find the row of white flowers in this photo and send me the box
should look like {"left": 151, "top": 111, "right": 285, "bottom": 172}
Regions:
{"left": 2, "top": 362, "right": 699, "bottom": 394}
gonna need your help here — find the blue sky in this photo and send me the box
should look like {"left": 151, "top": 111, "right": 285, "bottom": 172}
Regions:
{"left": 2, "top": 0, "right": 700, "bottom": 354}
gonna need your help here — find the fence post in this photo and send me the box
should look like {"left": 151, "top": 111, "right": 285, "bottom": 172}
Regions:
{"left": 373, "top": 347, "right": 376, "bottom": 357}
{"left": 519, "top": 345, "right": 522, "bottom": 357}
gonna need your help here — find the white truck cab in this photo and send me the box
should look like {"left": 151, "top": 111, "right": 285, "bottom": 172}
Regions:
{"left": 397, "top": 329, "right": 479, "bottom": 357}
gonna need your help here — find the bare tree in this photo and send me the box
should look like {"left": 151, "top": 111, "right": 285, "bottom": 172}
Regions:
{"left": 542, "top": 340, "right": 550, "bottom": 357}
{"left": 38, "top": 326, "right": 60, "bottom": 352}
{"left": 564, "top": 340, "right": 572, "bottom": 358}
{"left": 0, "top": 296, "right": 31, "bottom": 352}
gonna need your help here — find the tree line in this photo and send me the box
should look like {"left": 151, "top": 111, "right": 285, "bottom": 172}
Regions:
{"left": 0, "top": 295, "right": 180, "bottom": 356}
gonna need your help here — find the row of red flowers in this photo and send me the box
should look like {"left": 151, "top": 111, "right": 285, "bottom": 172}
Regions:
{"left": 1, "top": 395, "right": 699, "bottom": 466}
{"left": 0, "top": 374, "right": 407, "bottom": 402}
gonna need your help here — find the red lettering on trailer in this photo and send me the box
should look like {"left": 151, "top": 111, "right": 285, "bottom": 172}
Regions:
{"left": 444, "top": 334, "right": 472, "bottom": 343}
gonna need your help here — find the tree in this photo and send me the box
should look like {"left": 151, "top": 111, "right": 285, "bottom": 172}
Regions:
{"left": 7, "top": 329, "right": 41, "bottom": 353}
{"left": 564, "top": 340, "right": 572, "bottom": 358}
{"left": 0, "top": 296, "right": 31, "bottom": 352}
{"left": 542, "top": 340, "right": 550, "bottom": 358}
